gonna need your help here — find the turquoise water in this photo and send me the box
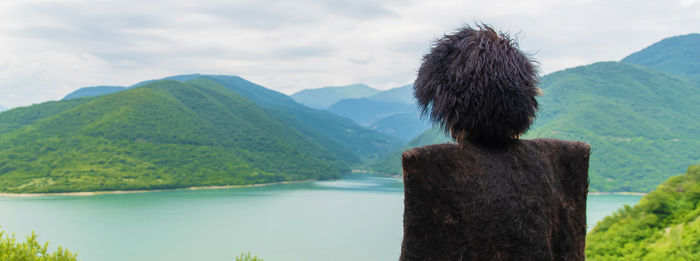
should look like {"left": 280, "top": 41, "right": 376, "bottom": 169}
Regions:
{"left": 0, "top": 174, "right": 641, "bottom": 261}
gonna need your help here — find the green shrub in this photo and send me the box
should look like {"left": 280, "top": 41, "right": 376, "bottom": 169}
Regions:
{"left": 0, "top": 230, "right": 78, "bottom": 261}
{"left": 235, "top": 252, "right": 263, "bottom": 261}
{"left": 586, "top": 164, "right": 700, "bottom": 260}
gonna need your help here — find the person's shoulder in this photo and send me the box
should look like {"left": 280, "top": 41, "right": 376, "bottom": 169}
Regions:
{"left": 402, "top": 143, "right": 459, "bottom": 164}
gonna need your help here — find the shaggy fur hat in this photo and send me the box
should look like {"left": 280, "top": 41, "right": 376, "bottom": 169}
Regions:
{"left": 414, "top": 25, "right": 539, "bottom": 146}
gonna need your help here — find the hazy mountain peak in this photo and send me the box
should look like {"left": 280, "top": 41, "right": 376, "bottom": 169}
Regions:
{"left": 130, "top": 74, "right": 213, "bottom": 87}
{"left": 61, "top": 74, "right": 252, "bottom": 101}
{"left": 62, "top": 86, "right": 127, "bottom": 100}
{"left": 367, "top": 84, "right": 413, "bottom": 104}
{"left": 622, "top": 33, "right": 700, "bottom": 82}
{"left": 291, "top": 84, "right": 379, "bottom": 109}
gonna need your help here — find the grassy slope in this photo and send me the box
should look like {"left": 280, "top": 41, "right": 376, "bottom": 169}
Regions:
{"left": 586, "top": 164, "right": 700, "bottom": 260}
{"left": 0, "top": 79, "right": 344, "bottom": 193}
{"left": 291, "top": 84, "right": 379, "bottom": 109}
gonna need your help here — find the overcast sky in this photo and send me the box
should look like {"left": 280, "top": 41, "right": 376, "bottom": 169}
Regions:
{"left": 0, "top": 0, "right": 698, "bottom": 108}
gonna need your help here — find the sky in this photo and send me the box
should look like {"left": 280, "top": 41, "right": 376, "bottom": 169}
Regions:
{"left": 0, "top": 0, "right": 698, "bottom": 108}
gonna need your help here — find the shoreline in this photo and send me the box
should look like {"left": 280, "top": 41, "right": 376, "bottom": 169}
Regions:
{"left": 588, "top": 191, "right": 647, "bottom": 196}
{"left": 0, "top": 179, "right": 316, "bottom": 198}
{"left": 0, "top": 173, "right": 648, "bottom": 198}
{"left": 350, "top": 169, "right": 401, "bottom": 178}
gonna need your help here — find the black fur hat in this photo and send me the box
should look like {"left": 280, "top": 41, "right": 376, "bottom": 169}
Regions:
{"left": 414, "top": 25, "right": 539, "bottom": 146}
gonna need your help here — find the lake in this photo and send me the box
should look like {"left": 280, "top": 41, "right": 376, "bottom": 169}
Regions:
{"left": 0, "top": 173, "right": 641, "bottom": 261}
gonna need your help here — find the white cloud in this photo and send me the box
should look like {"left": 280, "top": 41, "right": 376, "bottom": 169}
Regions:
{"left": 0, "top": 0, "right": 698, "bottom": 108}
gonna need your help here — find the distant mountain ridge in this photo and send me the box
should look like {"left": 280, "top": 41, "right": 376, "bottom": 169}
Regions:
{"left": 326, "top": 98, "right": 415, "bottom": 126}
{"left": 321, "top": 84, "right": 430, "bottom": 140}
{"left": 0, "top": 105, "right": 6, "bottom": 112}
{"left": 366, "top": 85, "right": 413, "bottom": 104}
{"left": 291, "top": 84, "right": 379, "bottom": 109}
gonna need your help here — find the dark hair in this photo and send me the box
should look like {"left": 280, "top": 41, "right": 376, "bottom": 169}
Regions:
{"left": 414, "top": 24, "right": 540, "bottom": 146}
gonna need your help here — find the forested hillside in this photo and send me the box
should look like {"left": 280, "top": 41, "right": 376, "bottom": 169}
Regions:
{"left": 529, "top": 61, "right": 699, "bottom": 192}
{"left": 200, "top": 76, "right": 402, "bottom": 162}
{"left": 586, "top": 164, "right": 700, "bottom": 260}
{"left": 0, "top": 79, "right": 345, "bottom": 193}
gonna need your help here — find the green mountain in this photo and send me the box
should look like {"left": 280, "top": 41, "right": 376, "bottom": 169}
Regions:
{"left": 0, "top": 79, "right": 345, "bottom": 193}
{"left": 528, "top": 61, "right": 700, "bottom": 192}
{"left": 622, "top": 33, "right": 700, "bottom": 82}
{"left": 62, "top": 86, "right": 127, "bottom": 100}
{"left": 586, "top": 164, "right": 700, "bottom": 260}
{"left": 369, "top": 111, "right": 432, "bottom": 142}
{"left": 370, "top": 61, "right": 699, "bottom": 192}
{"left": 326, "top": 98, "right": 415, "bottom": 126}
{"left": 291, "top": 84, "right": 379, "bottom": 109}
{"left": 366, "top": 85, "right": 413, "bottom": 104}
{"left": 61, "top": 75, "right": 402, "bottom": 164}
{"left": 369, "top": 126, "right": 451, "bottom": 174}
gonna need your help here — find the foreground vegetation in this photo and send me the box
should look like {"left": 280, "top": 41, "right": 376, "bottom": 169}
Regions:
{"left": 235, "top": 252, "right": 263, "bottom": 261}
{"left": 0, "top": 230, "right": 77, "bottom": 261}
{"left": 586, "top": 164, "right": 700, "bottom": 260}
